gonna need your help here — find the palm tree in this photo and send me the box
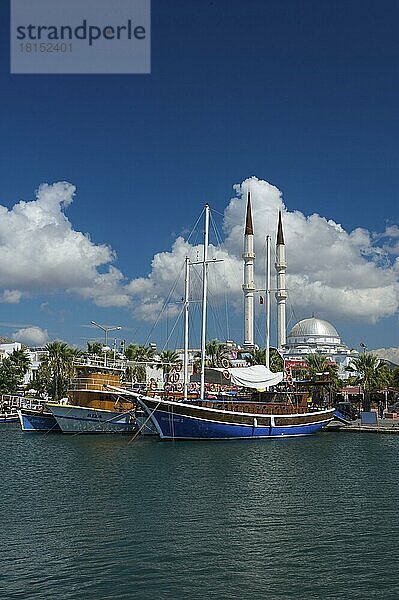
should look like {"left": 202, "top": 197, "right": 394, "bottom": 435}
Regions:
{"left": 248, "top": 347, "right": 284, "bottom": 372}
{"left": 304, "top": 353, "right": 341, "bottom": 405}
{"left": 9, "top": 348, "right": 31, "bottom": 378}
{"left": 125, "top": 344, "right": 157, "bottom": 383}
{"left": 248, "top": 347, "right": 266, "bottom": 366}
{"left": 350, "top": 352, "right": 391, "bottom": 410}
{"left": 205, "top": 339, "right": 230, "bottom": 368}
{"left": 86, "top": 341, "right": 103, "bottom": 356}
{"left": 42, "top": 341, "right": 79, "bottom": 401}
{"left": 159, "top": 349, "right": 181, "bottom": 385}
{"left": 159, "top": 349, "right": 180, "bottom": 371}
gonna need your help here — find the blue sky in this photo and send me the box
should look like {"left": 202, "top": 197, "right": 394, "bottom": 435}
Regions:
{"left": 0, "top": 0, "right": 398, "bottom": 352}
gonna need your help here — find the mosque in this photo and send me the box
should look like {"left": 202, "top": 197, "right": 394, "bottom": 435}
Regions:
{"left": 242, "top": 194, "right": 358, "bottom": 378}
{"left": 283, "top": 316, "right": 358, "bottom": 378}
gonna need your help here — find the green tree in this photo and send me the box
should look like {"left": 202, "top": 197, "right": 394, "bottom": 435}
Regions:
{"left": 9, "top": 348, "right": 31, "bottom": 377}
{"left": 350, "top": 352, "right": 392, "bottom": 410}
{"left": 248, "top": 347, "right": 284, "bottom": 372}
{"left": 270, "top": 348, "right": 284, "bottom": 372}
{"left": 205, "top": 339, "right": 229, "bottom": 368}
{"left": 248, "top": 347, "right": 266, "bottom": 366}
{"left": 34, "top": 341, "right": 79, "bottom": 401}
{"left": 125, "top": 344, "right": 156, "bottom": 383}
{"left": 86, "top": 341, "right": 104, "bottom": 355}
{"left": 159, "top": 349, "right": 180, "bottom": 377}
{"left": 392, "top": 367, "right": 399, "bottom": 390}
{"left": 0, "top": 349, "right": 31, "bottom": 394}
{"left": 31, "top": 360, "right": 52, "bottom": 399}
{"left": 304, "top": 353, "right": 341, "bottom": 405}
{"left": 0, "top": 357, "right": 23, "bottom": 393}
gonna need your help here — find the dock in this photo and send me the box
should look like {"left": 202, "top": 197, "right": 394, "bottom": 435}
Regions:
{"left": 326, "top": 418, "right": 399, "bottom": 435}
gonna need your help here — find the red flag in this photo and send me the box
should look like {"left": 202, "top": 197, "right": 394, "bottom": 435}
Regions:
{"left": 259, "top": 296, "right": 264, "bottom": 305}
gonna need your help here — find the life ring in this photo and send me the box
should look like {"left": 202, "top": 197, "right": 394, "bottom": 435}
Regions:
{"left": 221, "top": 358, "right": 230, "bottom": 369}
{"left": 169, "top": 372, "right": 179, "bottom": 384}
{"left": 223, "top": 369, "right": 231, "bottom": 380}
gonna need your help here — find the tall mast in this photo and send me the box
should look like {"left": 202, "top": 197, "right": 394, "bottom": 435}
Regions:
{"left": 265, "top": 235, "right": 271, "bottom": 370}
{"left": 183, "top": 255, "right": 190, "bottom": 402}
{"left": 275, "top": 211, "right": 287, "bottom": 350}
{"left": 242, "top": 191, "right": 255, "bottom": 348}
{"left": 200, "top": 204, "right": 210, "bottom": 400}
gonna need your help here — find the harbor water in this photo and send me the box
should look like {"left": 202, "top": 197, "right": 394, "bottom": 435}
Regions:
{"left": 2, "top": 425, "right": 399, "bottom": 599}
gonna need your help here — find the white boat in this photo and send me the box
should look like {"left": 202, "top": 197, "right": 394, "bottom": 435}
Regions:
{"left": 47, "top": 357, "right": 138, "bottom": 434}
{"left": 48, "top": 403, "right": 137, "bottom": 434}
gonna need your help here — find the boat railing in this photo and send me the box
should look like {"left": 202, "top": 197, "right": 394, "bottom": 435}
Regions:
{"left": 202, "top": 400, "right": 309, "bottom": 414}
{"left": 73, "top": 356, "right": 126, "bottom": 372}
{"left": 69, "top": 377, "right": 126, "bottom": 392}
{"left": 0, "top": 393, "right": 46, "bottom": 410}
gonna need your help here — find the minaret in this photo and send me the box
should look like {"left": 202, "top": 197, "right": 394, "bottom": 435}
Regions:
{"left": 275, "top": 211, "right": 287, "bottom": 350}
{"left": 242, "top": 191, "right": 255, "bottom": 348}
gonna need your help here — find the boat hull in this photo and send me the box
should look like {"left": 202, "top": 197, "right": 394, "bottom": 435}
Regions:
{"left": 47, "top": 403, "right": 138, "bottom": 434}
{"left": 17, "top": 408, "right": 61, "bottom": 432}
{"left": 137, "top": 396, "right": 335, "bottom": 440}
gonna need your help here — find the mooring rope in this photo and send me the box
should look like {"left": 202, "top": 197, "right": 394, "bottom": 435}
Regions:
{"left": 127, "top": 396, "right": 163, "bottom": 445}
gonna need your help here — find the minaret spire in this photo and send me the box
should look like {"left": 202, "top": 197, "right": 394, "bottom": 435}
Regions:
{"left": 242, "top": 191, "right": 255, "bottom": 348}
{"left": 275, "top": 210, "right": 287, "bottom": 351}
{"left": 277, "top": 210, "right": 284, "bottom": 245}
{"left": 245, "top": 192, "right": 254, "bottom": 235}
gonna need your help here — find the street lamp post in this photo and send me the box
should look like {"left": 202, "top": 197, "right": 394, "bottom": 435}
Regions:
{"left": 91, "top": 321, "right": 122, "bottom": 347}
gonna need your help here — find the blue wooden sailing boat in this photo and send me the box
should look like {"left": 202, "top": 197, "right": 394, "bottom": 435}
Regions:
{"left": 121, "top": 204, "right": 334, "bottom": 440}
{"left": 134, "top": 395, "right": 334, "bottom": 440}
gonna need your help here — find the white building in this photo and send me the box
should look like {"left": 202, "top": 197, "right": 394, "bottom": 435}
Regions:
{"left": 0, "top": 343, "right": 48, "bottom": 387}
{"left": 283, "top": 316, "right": 358, "bottom": 379}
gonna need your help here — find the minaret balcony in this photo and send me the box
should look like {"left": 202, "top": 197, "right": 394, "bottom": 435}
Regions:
{"left": 242, "top": 283, "right": 255, "bottom": 292}
{"left": 275, "top": 290, "right": 288, "bottom": 299}
{"left": 242, "top": 252, "right": 255, "bottom": 259}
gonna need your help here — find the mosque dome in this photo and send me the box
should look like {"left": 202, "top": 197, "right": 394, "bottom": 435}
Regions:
{"left": 288, "top": 317, "right": 339, "bottom": 339}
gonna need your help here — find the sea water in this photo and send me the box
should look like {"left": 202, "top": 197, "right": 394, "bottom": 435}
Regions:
{"left": 1, "top": 425, "right": 399, "bottom": 599}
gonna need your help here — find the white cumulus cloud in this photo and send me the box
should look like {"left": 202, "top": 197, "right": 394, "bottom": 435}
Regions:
{"left": 128, "top": 176, "right": 399, "bottom": 325}
{"left": 12, "top": 326, "right": 49, "bottom": 346}
{"left": 1, "top": 178, "right": 398, "bottom": 329}
{"left": 0, "top": 182, "right": 127, "bottom": 306}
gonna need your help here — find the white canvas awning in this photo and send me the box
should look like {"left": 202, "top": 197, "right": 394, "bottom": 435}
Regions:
{"left": 221, "top": 365, "right": 283, "bottom": 390}
{"left": 191, "top": 365, "right": 283, "bottom": 390}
